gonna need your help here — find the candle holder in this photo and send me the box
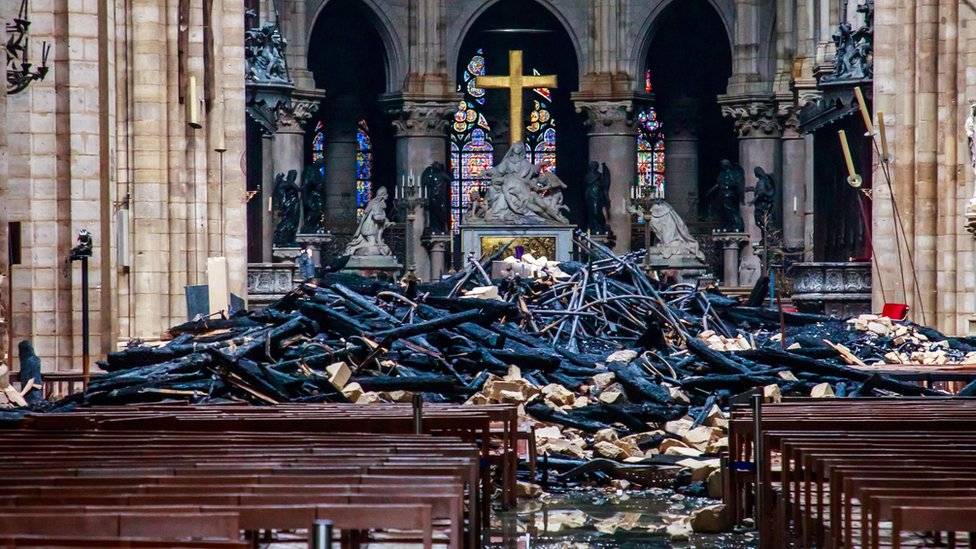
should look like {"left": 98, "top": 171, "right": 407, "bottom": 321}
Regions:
{"left": 6, "top": 0, "right": 51, "bottom": 95}
{"left": 394, "top": 171, "right": 428, "bottom": 278}
{"left": 627, "top": 189, "right": 659, "bottom": 271}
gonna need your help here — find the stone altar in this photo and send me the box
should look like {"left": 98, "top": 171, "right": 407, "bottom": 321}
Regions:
{"left": 460, "top": 143, "right": 573, "bottom": 261}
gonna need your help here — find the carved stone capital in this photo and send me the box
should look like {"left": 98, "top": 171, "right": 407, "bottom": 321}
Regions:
{"left": 719, "top": 97, "right": 781, "bottom": 138}
{"left": 777, "top": 103, "right": 802, "bottom": 138}
{"left": 275, "top": 97, "right": 320, "bottom": 132}
{"left": 386, "top": 100, "right": 455, "bottom": 137}
{"left": 575, "top": 100, "right": 635, "bottom": 134}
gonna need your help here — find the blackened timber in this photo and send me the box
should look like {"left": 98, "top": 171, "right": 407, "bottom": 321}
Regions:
{"left": 607, "top": 361, "right": 671, "bottom": 404}
{"left": 371, "top": 309, "right": 501, "bottom": 341}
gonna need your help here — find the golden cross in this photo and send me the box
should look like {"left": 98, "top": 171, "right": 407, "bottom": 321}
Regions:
{"left": 476, "top": 50, "right": 557, "bottom": 145}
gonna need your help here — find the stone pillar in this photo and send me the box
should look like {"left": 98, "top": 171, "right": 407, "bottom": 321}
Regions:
{"left": 323, "top": 96, "right": 360, "bottom": 235}
{"left": 260, "top": 134, "right": 275, "bottom": 262}
{"left": 385, "top": 98, "right": 454, "bottom": 279}
{"left": 576, "top": 100, "right": 637, "bottom": 253}
{"left": 779, "top": 106, "right": 806, "bottom": 250}
{"left": 660, "top": 98, "right": 701, "bottom": 222}
{"left": 719, "top": 97, "right": 782, "bottom": 286}
{"left": 0, "top": 13, "right": 7, "bottom": 373}
{"left": 424, "top": 234, "right": 451, "bottom": 280}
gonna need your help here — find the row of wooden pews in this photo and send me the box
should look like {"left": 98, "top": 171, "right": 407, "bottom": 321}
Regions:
{"left": 0, "top": 402, "right": 518, "bottom": 548}
{"left": 728, "top": 397, "right": 976, "bottom": 548}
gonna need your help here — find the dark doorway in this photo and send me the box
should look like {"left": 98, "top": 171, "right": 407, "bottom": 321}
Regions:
{"left": 306, "top": 0, "right": 394, "bottom": 238}
{"left": 644, "top": 0, "right": 736, "bottom": 221}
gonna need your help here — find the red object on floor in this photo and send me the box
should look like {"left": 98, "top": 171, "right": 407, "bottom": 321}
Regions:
{"left": 881, "top": 303, "right": 909, "bottom": 321}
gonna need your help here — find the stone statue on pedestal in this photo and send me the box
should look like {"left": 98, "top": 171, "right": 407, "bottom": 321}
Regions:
{"left": 422, "top": 161, "right": 452, "bottom": 234}
{"left": 709, "top": 159, "right": 745, "bottom": 232}
{"left": 467, "top": 143, "right": 569, "bottom": 225}
{"left": 583, "top": 161, "right": 611, "bottom": 234}
{"left": 647, "top": 199, "right": 706, "bottom": 263}
{"left": 272, "top": 169, "right": 301, "bottom": 246}
{"left": 751, "top": 166, "right": 776, "bottom": 232}
{"left": 344, "top": 186, "right": 392, "bottom": 257}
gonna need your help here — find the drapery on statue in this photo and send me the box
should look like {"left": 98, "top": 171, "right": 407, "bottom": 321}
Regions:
{"left": 466, "top": 143, "right": 569, "bottom": 225}
{"left": 647, "top": 199, "right": 706, "bottom": 262}
{"left": 583, "top": 161, "right": 611, "bottom": 234}
{"left": 422, "top": 161, "right": 452, "bottom": 235}
{"left": 344, "top": 186, "right": 392, "bottom": 257}
{"left": 272, "top": 170, "right": 301, "bottom": 246}
{"left": 751, "top": 166, "right": 776, "bottom": 232}
{"left": 708, "top": 159, "right": 745, "bottom": 232}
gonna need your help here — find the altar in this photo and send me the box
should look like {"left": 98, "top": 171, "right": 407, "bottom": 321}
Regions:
{"left": 460, "top": 223, "right": 575, "bottom": 262}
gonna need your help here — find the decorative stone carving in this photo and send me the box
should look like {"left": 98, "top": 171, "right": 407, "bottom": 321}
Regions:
{"left": 821, "top": 0, "right": 873, "bottom": 84}
{"left": 778, "top": 103, "right": 802, "bottom": 138}
{"left": 575, "top": 100, "right": 634, "bottom": 132}
{"left": 719, "top": 99, "right": 781, "bottom": 138}
{"left": 389, "top": 101, "right": 455, "bottom": 137}
{"left": 790, "top": 262, "right": 872, "bottom": 316}
{"left": 465, "top": 143, "right": 569, "bottom": 225}
{"left": 275, "top": 97, "right": 320, "bottom": 130}
{"left": 245, "top": 22, "right": 290, "bottom": 84}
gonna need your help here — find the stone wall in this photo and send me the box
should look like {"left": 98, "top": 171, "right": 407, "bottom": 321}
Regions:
{"left": 0, "top": 0, "right": 246, "bottom": 371}
{"left": 873, "top": 0, "right": 976, "bottom": 335}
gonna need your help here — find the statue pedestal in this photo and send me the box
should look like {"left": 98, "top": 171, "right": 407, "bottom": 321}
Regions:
{"left": 460, "top": 224, "right": 575, "bottom": 262}
{"left": 712, "top": 231, "right": 749, "bottom": 287}
{"left": 644, "top": 248, "right": 707, "bottom": 283}
{"left": 295, "top": 232, "right": 334, "bottom": 267}
{"left": 341, "top": 255, "right": 403, "bottom": 281}
{"left": 423, "top": 233, "right": 452, "bottom": 280}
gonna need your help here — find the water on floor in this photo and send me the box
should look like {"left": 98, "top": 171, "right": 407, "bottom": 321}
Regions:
{"left": 489, "top": 488, "right": 757, "bottom": 548}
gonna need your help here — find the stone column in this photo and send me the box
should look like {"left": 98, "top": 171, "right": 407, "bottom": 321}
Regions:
{"left": 576, "top": 100, "right": 637, "bottom": 253}
{"left": 719, "top": 97, "right": 782, "bottom": 286}
{"left": 260, "top": 133, "right": 275, "bottom": 262}
{"left": 0, "top": 13, "right": 7, "bottom": 374}
{"left": 660, "top": 98, "right": 701, "bottom": 222}
{"left": 323, "top": 96, "right": 361, "bottom": 236}
{"left": 385, "top": 98, "right": 454, "bottom": 279}
{"left": 778, "top": 106, "right": 806, "bottom": 251}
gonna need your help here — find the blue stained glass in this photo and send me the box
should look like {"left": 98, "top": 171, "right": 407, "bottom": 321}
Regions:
{"left": 636, "top": 106, "right": 665, "bottom": 198}
{"left": 450, "top": 50, "right": 494, "bottom": 234}
{"left": 355, "top": 118, "right": 373, "bottom": 217}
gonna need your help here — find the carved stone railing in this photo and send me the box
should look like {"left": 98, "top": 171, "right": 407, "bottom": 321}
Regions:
{"left": 246, "top": 262, "right": 299, "bottom": 309}
{"left": 789, "top": 261, "right": 872, "bottom": 317}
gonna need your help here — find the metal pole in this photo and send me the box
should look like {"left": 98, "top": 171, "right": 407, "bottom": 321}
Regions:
{"left": 81, "top": 256, "right": 90, "bottom": 388}
{"left": 412, "top": 392, "right": 423, "bottom": 434}
{"left": 309, "top": 519, "right": 333, "bottom": 549}
{"left": 752, "top": 393, "right": 764, "bottom": 543}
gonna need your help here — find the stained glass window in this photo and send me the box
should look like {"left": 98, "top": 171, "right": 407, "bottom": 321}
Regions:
{"left": 636, "top": 107, "right": 665, "bottom": 198}
{"left": 524, "top": 90, "right": 556, "bottom": 173}
{"left": 355, "top": 118, "right": 372, "bottom": 218}
{"left": 311, "top": 120, "right": 327, "bottom": 180}
{"left": 450, "top": 49, "right": 494, "bottom": 233}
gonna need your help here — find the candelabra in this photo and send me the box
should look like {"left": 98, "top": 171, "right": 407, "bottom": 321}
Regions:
{"left": 394, "top": 171, "right": 428, "bottom": 274}
{"left": 6, "top": 0, "right": 51, "bottom": 95}
{"left": 626, "top": 186, "right": 659, "bottom": 271}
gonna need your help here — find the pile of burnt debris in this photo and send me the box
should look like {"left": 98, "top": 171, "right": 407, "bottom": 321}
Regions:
{"left": 13, "top": 234, "right": 976, "bottom": 507}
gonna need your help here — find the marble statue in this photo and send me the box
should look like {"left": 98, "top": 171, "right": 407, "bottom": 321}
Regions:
{"left": 272, "top": 169, "right": 301, "bottom": 246}
{"left": 967, "top": 102, "right": 976, "bottom": 176}
{"left": 467, "top": 143, "right": 569, "bottom": 225}
{"left": 344, "top": 186, "right": 392, "bottom": 257}
{"left": 422, "top": 161, "right": 452, "bottom": 234}
{"left": 584, "top": 161, "right": 611, "bottom": 234}
{"left": 710, "top": 159, "right": 745, "bottom": 232}
{"left": 751, "top": 167, "right": 776, "bottom": 232}
{"left": 647, "top": 199, "right": 706, "bottom": 262}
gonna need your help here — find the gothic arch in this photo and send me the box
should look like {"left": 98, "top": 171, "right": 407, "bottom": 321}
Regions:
{"left": 630, "top": 0, "right": 734, "bottom": 92}
{"left": 446, "top": 0, "right": 587, "bottom": 89}
{"left": 306, "top": 0, "right": 407, "bottom": 93}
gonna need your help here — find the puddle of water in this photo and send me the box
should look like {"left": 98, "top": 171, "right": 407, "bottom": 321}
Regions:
{"left": 489, "top": 488, "right": 757, "bottom": 548}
